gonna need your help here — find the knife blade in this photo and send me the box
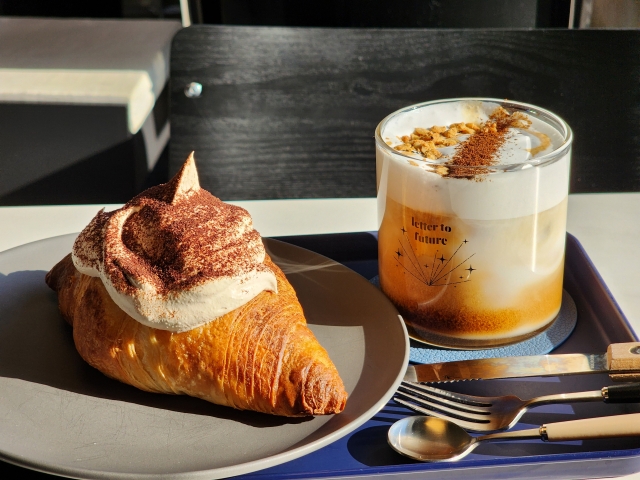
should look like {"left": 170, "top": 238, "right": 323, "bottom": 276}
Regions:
{"left": 405, "top": 342, "right": 640, "bottom": 383}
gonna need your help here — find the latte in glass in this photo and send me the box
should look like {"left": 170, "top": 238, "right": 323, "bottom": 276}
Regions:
{"left": 376, "top": 99, "right": 572, "bottom": 349}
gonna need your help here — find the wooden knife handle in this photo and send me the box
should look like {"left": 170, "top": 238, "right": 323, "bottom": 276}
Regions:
{"left": 544, "top": 413, "right": 640, "bottom": 442}
{"left": 607, "top": 342, "right": 640, "bottom": 381}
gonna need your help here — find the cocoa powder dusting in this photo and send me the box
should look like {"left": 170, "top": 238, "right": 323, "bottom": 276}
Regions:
{"left": 73, "top": 209, "right": 108, "bottom": 270}
{"left": 117, "top": 188, "right": 263, "bottom": 295}
{"left": 77, "top": 156, "right": 267, "bottom": 298}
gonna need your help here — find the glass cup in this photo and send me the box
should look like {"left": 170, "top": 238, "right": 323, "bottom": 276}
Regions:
{"left": 375, "top": 98, "right": 573, "bottom": 349}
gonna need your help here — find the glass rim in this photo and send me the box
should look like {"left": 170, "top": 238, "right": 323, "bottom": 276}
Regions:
{"left": 375, "top": 97, "right": 573, "bottom": 172}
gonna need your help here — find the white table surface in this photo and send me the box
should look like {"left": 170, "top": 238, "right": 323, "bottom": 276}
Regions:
{"left": 1, "top": 193, "right": 639, "bottom": 480}
{"left": 0, "top": 17, "right": 181, "bottom": 135}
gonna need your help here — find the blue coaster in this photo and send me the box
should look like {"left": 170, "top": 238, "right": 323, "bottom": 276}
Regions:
{"left": 369, "top": 276, "right": 577, "bottom": 364}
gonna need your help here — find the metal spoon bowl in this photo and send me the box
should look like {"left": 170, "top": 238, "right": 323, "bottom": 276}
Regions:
{"left": 388, "top": 415, "right": 482, "bottom": 462}
{"left": 388, "top": 413, "right": 640, "bottom": 462}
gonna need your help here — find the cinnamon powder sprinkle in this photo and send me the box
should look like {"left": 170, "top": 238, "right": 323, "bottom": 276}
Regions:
{"left": 394, "top": 105, "right": 532, "bottom": 180}
{"left": 445, "top": 106, "right": 531, "bottom": 179}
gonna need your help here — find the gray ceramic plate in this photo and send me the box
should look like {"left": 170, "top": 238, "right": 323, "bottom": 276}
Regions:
{"left": 0, "top": 234, "right": 408, "bottom": 480}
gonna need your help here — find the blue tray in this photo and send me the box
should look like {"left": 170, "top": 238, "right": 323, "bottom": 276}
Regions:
{"left": 237, "top": 233, "right": 640, "bottom": 480}
{"left": 1, "top": 233, "right": 638, "bottom": 479}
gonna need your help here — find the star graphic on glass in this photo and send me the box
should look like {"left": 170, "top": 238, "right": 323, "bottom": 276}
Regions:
{"left": 395, "top": 249, "right": 403, "bottom": 258}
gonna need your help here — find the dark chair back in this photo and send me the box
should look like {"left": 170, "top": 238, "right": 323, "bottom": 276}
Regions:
{"left": 170, "top": 26, "right": 640, "bottom": 199}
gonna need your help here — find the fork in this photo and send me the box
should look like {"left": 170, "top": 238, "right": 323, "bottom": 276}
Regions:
{"left": 394, "top": 381, "right": 640, "bottom": 432}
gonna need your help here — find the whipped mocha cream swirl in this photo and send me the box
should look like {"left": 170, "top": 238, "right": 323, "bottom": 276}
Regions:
{"left": 71, "top": 153, "right": 277, "bottom": 332}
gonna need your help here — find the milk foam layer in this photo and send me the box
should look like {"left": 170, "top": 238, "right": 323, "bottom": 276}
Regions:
{"left": 376, "top": 99, "right": 571, "bottom": 221}
{"left": 72, "top": 154, "right": 277, "bottom": 332}
{"left": 382, "top": 100, "right": 565, "bottom": 165}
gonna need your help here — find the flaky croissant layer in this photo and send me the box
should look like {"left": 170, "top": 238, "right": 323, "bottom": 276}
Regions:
{"left": 46, "top": 254, "right": 347, "bottom": 417}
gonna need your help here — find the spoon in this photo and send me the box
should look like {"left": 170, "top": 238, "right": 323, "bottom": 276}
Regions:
{"left": 388, "top": 414, "right": 640, "bottom": 462}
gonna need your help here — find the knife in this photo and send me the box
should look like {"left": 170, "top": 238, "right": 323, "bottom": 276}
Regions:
{"left": 405, "top": 342, "right": 640, "bottom": 383}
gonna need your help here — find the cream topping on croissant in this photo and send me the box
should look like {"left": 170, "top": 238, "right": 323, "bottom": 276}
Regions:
{"left": 71, "top": 152, "right": 277, "bottom": 332}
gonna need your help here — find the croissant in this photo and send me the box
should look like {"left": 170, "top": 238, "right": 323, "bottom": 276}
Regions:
{"left": 44, "top": 153, "right": 347, "bottom": 417}
{"left": 46, "top": 253, "right": 347, "bottom": 416}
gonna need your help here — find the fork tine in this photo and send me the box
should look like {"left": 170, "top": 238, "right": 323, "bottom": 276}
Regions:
{"left": 398, "top": 383, "right": 492, "bottom": 414}
{"left": 395, "top": 389, "right": 491, "bottom": 423}
{"left": 401, "top": 381, "right": 493, "bottom": 408}
{"left": 393, "top": 397, "right": 490, "bottom": 431}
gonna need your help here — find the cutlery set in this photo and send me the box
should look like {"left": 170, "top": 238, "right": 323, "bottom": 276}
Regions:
{"left": 389, "top": 342, "right": 640, "bottom": 462}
